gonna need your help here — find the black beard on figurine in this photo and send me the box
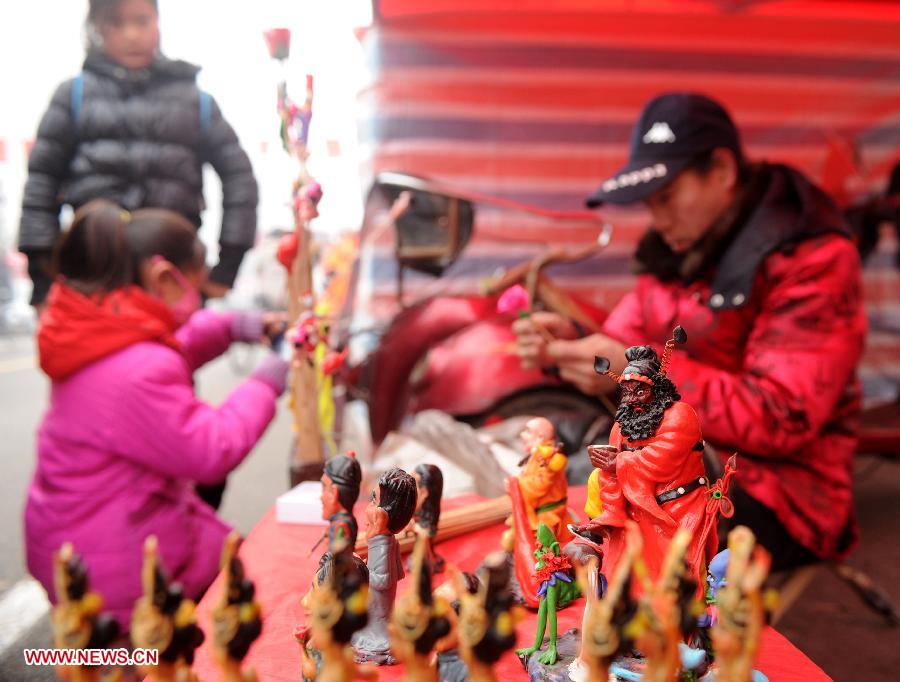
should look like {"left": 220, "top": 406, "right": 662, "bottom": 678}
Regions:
{"left": 615, "top": 375, "right": 680, "bottom": 441}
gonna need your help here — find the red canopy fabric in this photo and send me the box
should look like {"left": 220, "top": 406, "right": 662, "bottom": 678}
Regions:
{"left": 190, "top": 487, "right": 831, "bottom": 681}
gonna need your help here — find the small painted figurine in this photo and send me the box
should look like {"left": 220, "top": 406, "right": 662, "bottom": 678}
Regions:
{"left": 569, "top": 327, "right": 721, "bottom": 595}
{"left": 507, "top": 417, "right": 574, "bottom": 608}
{"left": 711, "top": 526, "right": 775, "bottom": 682}
{"left": 515, "top": 523, "right": 581, "bottom": 666}
{"left": 351, "top": 467, "right": 417, "bottom": 664}
{"left": 211, "top": 533, "right": 263, "bottom": 682}
{"left": 569, "top": 521, "right": 641, "bottom": 682}
{"left": 457, "top": 551, "right": 522, "bottom": 682}
{"left": 407, "top": 463, "right": 445, "bottom": 573}
{"left": 390, "top": 535, "right": 452, "bottom": 680}
{"left": 305, "top": 547, "right": 374, "bottom": 682}
{"left": 516, "top": 417, "right": 572, "bottom": 543}
{"left": 51, "top": 543, "right": 120, "bottom": 682}
{"left": 433, "top": 571, "right": 482, "bottom": 682}
{"left": 615, "top": 528, "right": 699, "bottom": 682}
{"left": 315, "top": 452, "right": 363, "bottom": 576}
{"left": 131, "top": 536, "right": 205, "bottom": 682}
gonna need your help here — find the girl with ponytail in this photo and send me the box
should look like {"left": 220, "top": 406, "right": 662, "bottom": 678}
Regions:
{"left": 25, "top": 200, "right": 288, "bottom": 629}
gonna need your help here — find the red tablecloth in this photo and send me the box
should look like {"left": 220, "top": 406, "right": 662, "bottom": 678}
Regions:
{"left": 192, "top": 486, "right": 830, "bottom": 681}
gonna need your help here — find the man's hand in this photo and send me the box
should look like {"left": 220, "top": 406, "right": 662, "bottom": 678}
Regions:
{"left": 588, "top": 444, "right": 619, "bottom": 471}
{"left": 512, "top": 311, "right": 579, "bottom": 369}
{"left": 546, "top": 334, "right": 627, "bottom": 396}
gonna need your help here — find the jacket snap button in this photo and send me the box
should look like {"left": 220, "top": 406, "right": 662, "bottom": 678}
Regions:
{"left": 677, "top": 487, "right": 685, "bottom": 495}
{"left": 709, "top": 294, "right": 724, "bottom": 308}
{"left": 732, "top": 293, "right": 746, "bottom": 305}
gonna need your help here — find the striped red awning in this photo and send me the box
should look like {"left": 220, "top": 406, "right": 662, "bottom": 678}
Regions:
{"left": 355, "top": 0, "right": 900, "bottom": 395}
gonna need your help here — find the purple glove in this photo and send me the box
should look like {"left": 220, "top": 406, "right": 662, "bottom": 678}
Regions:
{"left": 231, "top": 311, "right": 266, "bottom": 343}
{"left": 250, "top": 353, "right": 289, "bottom": 395}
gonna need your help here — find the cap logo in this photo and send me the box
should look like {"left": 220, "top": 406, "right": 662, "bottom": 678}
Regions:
{"left": 642, "top": 122, "right": 676, "bottom": 144}
{"left": 601, "top": 163, "right": 668, "bottom": 193}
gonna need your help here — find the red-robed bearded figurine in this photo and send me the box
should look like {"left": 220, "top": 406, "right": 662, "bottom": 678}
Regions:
{"left": 569, "top": 327, "right": 726, "bottom": 593}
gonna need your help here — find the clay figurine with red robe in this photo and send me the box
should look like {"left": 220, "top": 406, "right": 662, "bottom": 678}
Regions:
{"left": 568, "top": 327, "right": 723, "bottom": 594}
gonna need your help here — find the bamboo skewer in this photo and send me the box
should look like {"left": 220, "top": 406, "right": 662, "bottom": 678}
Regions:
{"left": 353, "top": 496, "right": 512, "bottom": 560}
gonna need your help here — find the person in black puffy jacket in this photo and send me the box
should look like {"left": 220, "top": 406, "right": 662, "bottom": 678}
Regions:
{"left": 19, "top": 0, "right": 258, "bottom": 306}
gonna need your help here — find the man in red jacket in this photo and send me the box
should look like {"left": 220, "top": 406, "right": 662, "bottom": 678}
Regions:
{"left": 515, "top": 92, "right": 867, "bottom": 570}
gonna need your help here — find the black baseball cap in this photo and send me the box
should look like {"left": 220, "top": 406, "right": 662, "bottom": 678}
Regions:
{"left": 586, "top": 92, "right": 742, "bottom": 207}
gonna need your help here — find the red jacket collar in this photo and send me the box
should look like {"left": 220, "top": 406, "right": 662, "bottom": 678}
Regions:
{"left": 38, "top": 283, "right": 181, "bottom": 381}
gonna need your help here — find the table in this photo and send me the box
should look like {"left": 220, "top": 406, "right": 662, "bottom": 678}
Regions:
{"left": 191, "top": 487, "right": 831, "bottom": 681}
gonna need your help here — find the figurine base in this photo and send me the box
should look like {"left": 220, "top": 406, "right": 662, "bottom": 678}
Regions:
{"left": 352, "top": 649, "right": 398, "bottom": 666}
{"left": 517, "top": 628, "right": 581, "bottom": 682}
{"left": 437, "top": 650, "right": 470, "bottom": 682}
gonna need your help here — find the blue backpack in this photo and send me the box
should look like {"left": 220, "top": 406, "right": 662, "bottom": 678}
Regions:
{"left": 70, "top": 72, "right": 212, "bottom": 135}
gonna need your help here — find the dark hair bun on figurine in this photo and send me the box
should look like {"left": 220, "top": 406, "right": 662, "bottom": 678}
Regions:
{"left": 378, "top": 468, "right": 418, "bottom": 534}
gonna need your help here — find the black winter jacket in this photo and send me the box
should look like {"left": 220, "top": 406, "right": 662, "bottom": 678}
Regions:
{"left": 19, "top": 50, "right": 258, "bottom": 303}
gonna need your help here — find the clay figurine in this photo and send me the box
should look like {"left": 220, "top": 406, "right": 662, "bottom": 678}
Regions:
{"left": 507, "top": 417, "right": 574, "bottom": 608}
{"left": 569, "top": 327, "right": 722, "bottom": 595}
{"left": 304, "top": 546, "right": 374, "bottom": 682}
{"left": 313, "top": 452, "right": 363, "bottom": 576}
{"left": 457, "top": 551, "right": 523, "bottom": 682}
{"left": 613, "top": 528, "right": 698, "bottom": 682}
{"left": 211, "top": 533, "right": 263, "bottom": 682}
{"left": 710, "top": 526, "right": 775, "bottom": 682}
{"left": 351, "top": 467, "right": 417, "bottom": 664}
{"left": 51, "top": 543, "right": 120, "bottom": 682}
{"left": 433, "top": 571, "right": 482, "bottom": 682}
{"left": 569, "top": 520, "right": 642, "bottom": 682}
{"left": 390, "top": 534, "right": 452, "bottom": 680}
{"left": 130, "top": 536, "right": 205, "bottom": 682}
{"left": 408, "top": 463, "right": 446, "bottom": 573}
{"left": 515, "top": 522, "right": 581, "bottom": 666}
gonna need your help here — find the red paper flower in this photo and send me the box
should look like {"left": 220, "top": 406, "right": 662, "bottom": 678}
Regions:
{"left": 263, "top": 28, "right": 291, "bottom": 61}
{"left": 497, "top": 284, "right": 530, "bottom": 316}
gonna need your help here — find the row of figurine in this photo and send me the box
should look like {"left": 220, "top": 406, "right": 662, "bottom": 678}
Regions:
{"left": 298, "top": 329, "right": 778, "bottom": 681}
{"left": 51, "top": 533, "right": 258, "bottom": 682}
{"left": 298, "top": 515, "right": 776, "bottom": 682}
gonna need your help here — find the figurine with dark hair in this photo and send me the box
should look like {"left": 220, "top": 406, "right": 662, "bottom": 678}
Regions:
{"left": 131, "top": 536, "right": 206, "bottom": 681}
{"left": 569, "top": 327, "right": 722, "bottom": 595}
{"left": 51, "top": 543, "right": 120, "bottom": 682}
{"left": 390, "top": 535, "right": 452, "bottom": 680}
{"left": 433, "top": 571, "right": 482, "bottom": 682}
{"left": 211, "top": 533, "right": 263, "bottom": 682}
{"left": 305, "top": 548, "right": 373, "bottom": 682}
{"left": 352, "top": 468, "right": 417, "bottom": 664}
{"left": 313, "top": 452, "right": 363, "bottom": 581}
{"left": 408, "top": 463, "right": 446, "bottom": 573}
{"left": 458, "top": 551, "right": 522, "bottom": 682}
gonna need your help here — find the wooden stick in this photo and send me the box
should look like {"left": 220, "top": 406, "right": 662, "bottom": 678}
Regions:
{"left": 287, "top": 206, "right": 324, "bottom": 483}
{"left": 353, "top": 496, "right": 512, "bottom": 560}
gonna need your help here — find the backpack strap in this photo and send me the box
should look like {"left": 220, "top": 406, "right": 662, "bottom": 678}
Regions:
{"left": 70, "top": 72, "right": 84, "bottom": 130}
{"left": 198, "top": 90, "right": 211, "bottom": 136}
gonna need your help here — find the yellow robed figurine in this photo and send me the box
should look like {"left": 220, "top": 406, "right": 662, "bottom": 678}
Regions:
{"left": 131, "top": 536, "right": 204, "bottom": 682}
{"left": 211, "top": 533, "right": 263, "bottom": 682}
{"left": 389, "top": 535, "right": 452, "bottom": 680}
{"left": 51, "top": 543, "right": 120, "bottom": 682}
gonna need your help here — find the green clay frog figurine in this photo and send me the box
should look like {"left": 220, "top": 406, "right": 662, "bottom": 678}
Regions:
{"left": 515, "top": 523, "right": 581, "bottom": 666}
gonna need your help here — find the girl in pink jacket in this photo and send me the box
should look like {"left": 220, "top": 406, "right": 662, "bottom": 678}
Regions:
{"left": 25, "top": 200, "right": 288, "bottom": 628}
